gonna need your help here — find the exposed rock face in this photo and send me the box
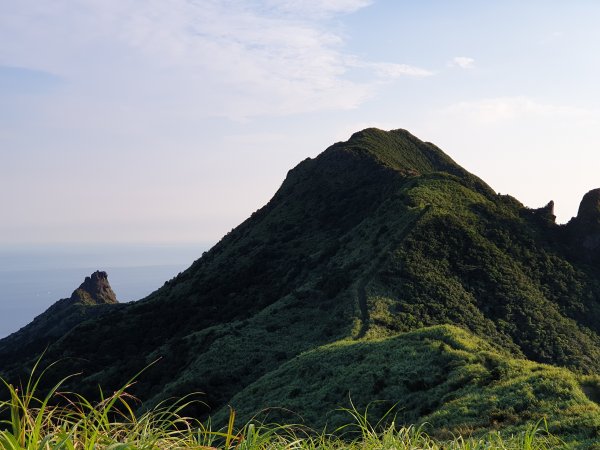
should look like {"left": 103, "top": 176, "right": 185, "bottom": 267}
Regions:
{"left": 70, "top": 271, "right": 118, "bottom": 305}
{"left": 566, "top": 189, "right": 600, "bottom": 255}
{"left": 577, "top": 189, "right": 600, "bottom": 225}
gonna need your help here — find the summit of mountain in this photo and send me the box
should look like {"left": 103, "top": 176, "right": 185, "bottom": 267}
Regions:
{"left": 1, "top": 128, "right": 600, "bottom": 442}
{"left": 335, "top": 128, "right": 490, "bottom": 185}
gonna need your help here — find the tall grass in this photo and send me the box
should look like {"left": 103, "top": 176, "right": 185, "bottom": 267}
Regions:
{"left": 0, "top": 362, "right": 567, "bottom": 449}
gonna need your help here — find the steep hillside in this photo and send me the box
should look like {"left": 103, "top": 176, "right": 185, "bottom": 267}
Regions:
{"left": 1, "top": 128, "right": 599, "bottom": 441}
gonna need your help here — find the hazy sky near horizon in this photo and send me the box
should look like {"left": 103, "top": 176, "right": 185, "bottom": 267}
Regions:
{"left": 2, "top": 0, "right": 600, "bottom": 245}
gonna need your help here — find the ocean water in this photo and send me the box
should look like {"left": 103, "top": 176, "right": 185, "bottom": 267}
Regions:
{"left": 0, "top": 243, "right": 209, "bottom": 338}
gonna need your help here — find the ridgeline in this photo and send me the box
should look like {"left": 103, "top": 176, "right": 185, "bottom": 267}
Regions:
{"left": 1, "top": 129, "right": 599, "bottom": 445}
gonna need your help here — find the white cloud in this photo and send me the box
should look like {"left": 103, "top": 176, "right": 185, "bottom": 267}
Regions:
{"left": 449, "top": 56, "right": 475, "bottom": 69}
{"left": 264, "top": 0, "right": 373, "bottom": 18}
{"left": 344, "top": 57, "right": 433, "bottom": 80}
{"left": 539, "top": 31, "right": 565, "bottom": 44}
{"left": 0, "top": 0, "right": 422, "bottom": 120}
{"left": 368, "top": 62, "right": 434, "bottom": 78}
{"left": 442, "top": 97, "right": 592, "bottom": 124}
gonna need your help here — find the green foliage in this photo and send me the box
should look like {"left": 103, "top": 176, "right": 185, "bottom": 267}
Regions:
{"left": 370, "top": 178, "right": 600, "bottom": 371}
{"left": 0, "top": 366, "right": 572, "bottom": 449}
{"left": 2, "top": 128, "right": 600, "bottom": 445}
{"left": 224, "top": 325, "right": 600, "bottom": 445}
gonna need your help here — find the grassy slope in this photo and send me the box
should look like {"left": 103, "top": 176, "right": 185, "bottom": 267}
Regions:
{"left": 0, "top": 366, "right": 573, "bottom": 449}
{"left": 225, "top": 325, "right": 600, "bottom": 446}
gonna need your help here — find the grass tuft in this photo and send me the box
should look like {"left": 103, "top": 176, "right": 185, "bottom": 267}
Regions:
{"left": 0, "top": 366, "right": 570, "bottom": 449}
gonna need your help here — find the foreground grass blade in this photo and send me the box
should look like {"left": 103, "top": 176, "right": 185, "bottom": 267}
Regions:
{"left": 0, "top": 360, "right": 572, "bottom": 449}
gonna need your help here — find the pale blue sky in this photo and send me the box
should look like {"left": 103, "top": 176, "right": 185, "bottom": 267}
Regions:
{"left": 2, "top": 0, "right": 600, "bottom": 245}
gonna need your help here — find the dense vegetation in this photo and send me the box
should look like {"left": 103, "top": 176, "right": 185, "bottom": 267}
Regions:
{"left": 1, "top": 128, "right": 600, "bottom": 444}
{"left": 0, "top": 362, "right": 574, "bottom": 449}
{"left": 225, "top": 325, "right": 600, "bottom": 442}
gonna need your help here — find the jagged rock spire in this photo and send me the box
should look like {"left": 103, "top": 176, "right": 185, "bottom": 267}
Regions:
{"left": 70, "top": 271, "right": 118, "bottom": 305}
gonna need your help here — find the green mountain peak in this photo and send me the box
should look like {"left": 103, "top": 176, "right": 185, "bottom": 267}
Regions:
{"left": 344, "top": 127, "right": 460, "bottom": 174}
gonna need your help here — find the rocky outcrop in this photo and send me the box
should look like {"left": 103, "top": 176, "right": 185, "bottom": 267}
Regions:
{"left": 0, "top": 271, "right": 120, "bottom": 363}
{"left": 70, "top": 271, "right": 118, "bottom": 305}
{"left": 566, "top": 189, "right": 600, "bottom": 256}
{"left": 577, "top": 189, "right": 600, "bottom": 225}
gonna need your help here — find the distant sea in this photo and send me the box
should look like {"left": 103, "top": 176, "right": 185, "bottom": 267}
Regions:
{"left": 0, "top": 243, "right": 210, "bottom": 338}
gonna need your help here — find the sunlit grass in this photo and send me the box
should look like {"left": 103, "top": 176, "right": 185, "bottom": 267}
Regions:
{"left": 0, "top": 361, "right": 568, "bottom": 450}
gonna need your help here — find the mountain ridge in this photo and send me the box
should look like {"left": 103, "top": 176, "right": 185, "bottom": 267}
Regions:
{"left": 1, "top": 128, "right": 600, "bottom": 443}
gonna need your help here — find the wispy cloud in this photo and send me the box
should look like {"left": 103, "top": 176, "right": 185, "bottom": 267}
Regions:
{"left": 449, "top": 56, "right": 475, "bottom": 69}
{"left": 0, "top": 0, "right": 426, "bottom": 120}
{"left": 264, "top": 0, "right": 373, "bottom": 18}
{"left": 539, "top": 31, "right": 565, "bottom": 44}
{"left": 366, "top": 62, "right": 434, "bottom": 78}
{"left": 442, "top": 97, "right": 593, "bottom": 124}
{"left": 0, "top": 65, "right": 63, "bottom": 94}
